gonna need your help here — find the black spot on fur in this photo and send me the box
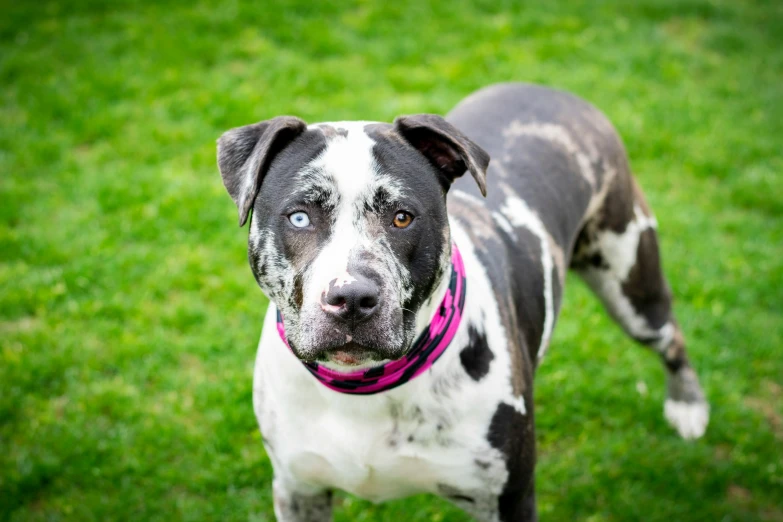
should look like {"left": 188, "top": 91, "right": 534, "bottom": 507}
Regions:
{"left": 509, "top": 227, "right": 546, "bottom": 360}
{"left": 293, "top": 273, "right": 304, "bottom": 308}
{"left": 597, "top": 176, "right": 634, "bottom": 234}
{"left": 460, "top": 325, "right": 494, "bottom": 381}
{"left": 570, "top": 227, "right": 609, "bottom": 271}
{"left": 248, "top": 247, "right": 266, "bottom": 288}
{"left": 664, "top": 357, "right": 685, "bottom": 373}
{"left": 366, "top": 186, "right": 394, "bottom": 214}
{"left": 437, "top": 484, "right": 476, "bottom": 505}
{"left": 487, "top": 402, "right": 535, "bottom": 522}
{"left": 500, "top": 483, "right": 536, "bottom": 522}
{"left": 317, "top": 124, "right": 349, "bottom": 139}
{"left": 588, "top": 253, "right": 607, "bottom": 269}
{"left": 474, "top": 459, "right": 491, "bottom": 470}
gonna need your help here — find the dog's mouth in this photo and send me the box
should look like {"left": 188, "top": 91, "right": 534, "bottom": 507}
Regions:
{"left": 316, "top": 341, "right": 390, "bottom": 370}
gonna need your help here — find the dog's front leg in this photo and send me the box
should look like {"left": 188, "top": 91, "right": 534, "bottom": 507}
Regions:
{"left": 450, "top": 488, "right": 537, "bottom": 522}
{"left": 273, "top": 478, "right": 332, "bottom": 522}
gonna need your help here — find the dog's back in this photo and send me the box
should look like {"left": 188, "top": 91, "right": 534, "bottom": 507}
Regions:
{"left": 448, "top": 83, "right": 630, "bottom": 245}
{"left": 446, "top": 84, "right": 652, "bottom": 360}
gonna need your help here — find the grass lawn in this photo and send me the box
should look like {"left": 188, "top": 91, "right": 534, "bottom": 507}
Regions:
{"left": 1, "top": 0, "right": 782, "bottom": 520}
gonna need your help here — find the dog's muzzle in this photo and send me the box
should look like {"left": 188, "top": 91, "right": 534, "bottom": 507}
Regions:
{"left": 276, "top": 242, "right": 467, "bottom": 395}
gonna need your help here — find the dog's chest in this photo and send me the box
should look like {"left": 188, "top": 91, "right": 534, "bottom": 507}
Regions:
{"left": 276, "top": 397, "right": 487, "bottom": 501}
{"left": 256, "top": 326, "right": 511, "bottom": 503}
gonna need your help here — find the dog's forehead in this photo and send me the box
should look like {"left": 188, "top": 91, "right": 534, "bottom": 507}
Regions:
{"left": 307, "top": 121, "right": 380, "bottom": 195}
{"left": 298, "top": 121, "right": 412, "bottom": 206}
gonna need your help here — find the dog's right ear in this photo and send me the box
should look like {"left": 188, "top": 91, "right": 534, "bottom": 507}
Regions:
{"left": 394, "top": 114, "right": 490, "bottom": 197}
{"left": 217, "top": 116, "right": 307, "bottom": 226}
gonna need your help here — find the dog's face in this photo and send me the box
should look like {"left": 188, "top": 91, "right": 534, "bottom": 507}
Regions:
{"left": 218, "top": 115, "right": 488, "bottom": 368}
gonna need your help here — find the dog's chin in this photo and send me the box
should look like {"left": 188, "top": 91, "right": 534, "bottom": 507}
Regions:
{"left": 315, "top": 341, "right": 394, "bottom": 372}
{"left": 287, "top": 319, "right": 416, "bottom": 371}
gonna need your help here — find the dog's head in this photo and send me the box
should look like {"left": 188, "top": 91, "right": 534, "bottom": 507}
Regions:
{"left": 217, "top": 115, "right": 488, "bottom": 369}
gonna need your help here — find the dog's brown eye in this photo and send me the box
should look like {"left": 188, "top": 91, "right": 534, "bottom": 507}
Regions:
{"left": 392, "top": 211, "right": 414, "bottom": 229}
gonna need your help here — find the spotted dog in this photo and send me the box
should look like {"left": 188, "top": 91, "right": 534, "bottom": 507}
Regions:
{"left": 216, "top": 83, "right": 709, "bottom": 522}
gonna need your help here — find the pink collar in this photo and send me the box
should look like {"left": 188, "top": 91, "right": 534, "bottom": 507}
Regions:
{"left": 276, "top": 243, "right": 467, "bottom": 395}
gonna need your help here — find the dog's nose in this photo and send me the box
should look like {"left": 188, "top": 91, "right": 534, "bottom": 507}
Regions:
{"left": 323, "top": 276, "right": 380, "bottom": 325}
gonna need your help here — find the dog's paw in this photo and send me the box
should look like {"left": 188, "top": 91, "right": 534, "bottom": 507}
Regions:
{"left": 664, "top": 399, "right": 709, "bottom": 440}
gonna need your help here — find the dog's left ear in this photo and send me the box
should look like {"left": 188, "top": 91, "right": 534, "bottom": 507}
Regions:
{"left": 394, "top": 114, "right": 490, "bottom": 196}
{"left": 217, "top": 116, "right": 307, "bottom": 226}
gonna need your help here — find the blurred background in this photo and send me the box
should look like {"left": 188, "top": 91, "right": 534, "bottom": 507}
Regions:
{"left": 1, "top": 0, "right": 781, "bottom": 520}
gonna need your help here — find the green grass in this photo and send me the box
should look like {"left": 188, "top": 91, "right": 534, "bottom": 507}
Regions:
{"left": 1, "top": 0, "right": 781, "bottom": 520}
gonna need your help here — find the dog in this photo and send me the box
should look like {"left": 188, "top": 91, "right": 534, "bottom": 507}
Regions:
{"left": 216, "top": 83, "right": 709, "bottom": 521}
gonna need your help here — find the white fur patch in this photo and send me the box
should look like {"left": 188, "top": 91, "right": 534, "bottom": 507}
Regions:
{"left": 664, "top": 399, "right": 709, "bottom": 440}
{"left": 574, "top": 203, "right": 665, "bottom": 344}
{"left": 591, "top": 205, "right": 657, "bottom": 282}
{"left": 304, "top": 122, "right": 379, "bottom": 306}
{"left": 652, "top": 322, "right": 675, "bottom": 352}
{"left": 503, "top": 121, "right": 597, "bottom": 187}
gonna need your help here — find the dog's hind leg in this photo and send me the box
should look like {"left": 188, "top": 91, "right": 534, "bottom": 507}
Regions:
{"left": 272, "top": 478, "right": 332, "bottom": 522}
{"left": 571, "top": 176, "right": 709, "bottom": 439}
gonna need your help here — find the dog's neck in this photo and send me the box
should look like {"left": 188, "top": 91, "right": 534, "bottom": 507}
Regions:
{"left": 413, "top": 241, "right": 455, "bottom": 338}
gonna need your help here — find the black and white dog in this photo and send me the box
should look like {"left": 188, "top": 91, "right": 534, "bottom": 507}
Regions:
{"left": 216, "top": 83, "right": 709, "bottom": 521}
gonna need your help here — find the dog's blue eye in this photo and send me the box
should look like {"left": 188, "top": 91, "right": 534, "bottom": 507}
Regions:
{"left": 289, "top": 211, "right": 310, "bottom": 228}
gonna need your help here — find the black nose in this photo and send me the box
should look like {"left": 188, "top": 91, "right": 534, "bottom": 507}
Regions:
{"left": 323, "top": 276, "right": 380, "bottom": 325}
